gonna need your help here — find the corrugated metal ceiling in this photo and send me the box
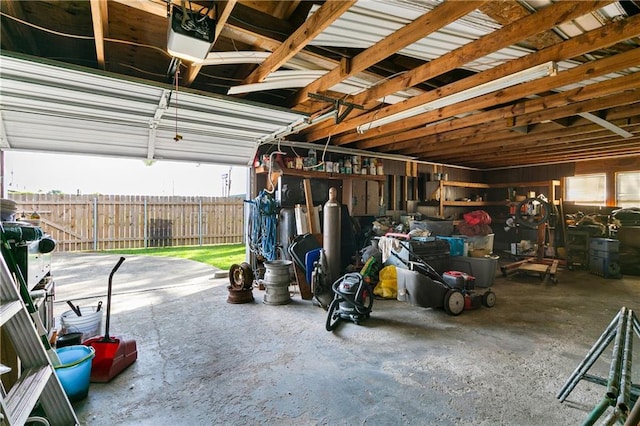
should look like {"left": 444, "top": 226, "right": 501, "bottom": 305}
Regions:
{"left": 0, "top": 54, "right": 306, "bottom": 166}
{"left": 309, "top": 0, "right": 634, "bottom": 86}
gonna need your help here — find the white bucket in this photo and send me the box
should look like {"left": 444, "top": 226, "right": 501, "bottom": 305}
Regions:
{"left": 60, "top": 306, "right": 103, "bottom": 341}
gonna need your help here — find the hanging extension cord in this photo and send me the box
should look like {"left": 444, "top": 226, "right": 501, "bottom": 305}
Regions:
{"left": 173, "top": 64, "right": 182, "bottom": 142}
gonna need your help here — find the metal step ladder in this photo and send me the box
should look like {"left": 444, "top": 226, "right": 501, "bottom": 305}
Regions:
{"left": 1, "top": 252, "right": 78, "bottom": 425}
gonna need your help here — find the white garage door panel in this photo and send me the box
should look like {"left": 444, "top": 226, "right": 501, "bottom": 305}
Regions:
{"left": 2, "top": 111, "right": 149, "bottom": 155}
{"left": 1, "top": 55, "right": 166, "bottom": 101}
{"left": 0, "top": 54, "right": 306, "bottom": 166}
{"left": 1, "top": 80, "right": 158, "bottom": 120}
{"left": 153, "top": 129, "right": 257, "bottom": 166}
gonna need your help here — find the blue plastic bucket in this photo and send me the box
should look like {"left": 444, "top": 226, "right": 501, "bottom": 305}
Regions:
{"left": 54, "top": 345, "right": 95, "bottom": 401}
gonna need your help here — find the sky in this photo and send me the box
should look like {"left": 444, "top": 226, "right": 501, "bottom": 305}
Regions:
{"left": 3, "top": 151, "right": 249, "bottom": 197}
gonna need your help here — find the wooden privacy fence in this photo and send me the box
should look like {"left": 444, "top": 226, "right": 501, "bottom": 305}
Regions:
{"left": 10, "top": 194, "right": 245, "bottom": 251}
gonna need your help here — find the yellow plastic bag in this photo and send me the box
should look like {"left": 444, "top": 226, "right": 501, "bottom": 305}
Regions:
{"left": 374, "top": 265, "right": 397, "bottom": 299}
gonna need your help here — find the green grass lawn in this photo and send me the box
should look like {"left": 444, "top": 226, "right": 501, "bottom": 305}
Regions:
{"left": 103, "top": 244, "right": 246, "bottom": 270}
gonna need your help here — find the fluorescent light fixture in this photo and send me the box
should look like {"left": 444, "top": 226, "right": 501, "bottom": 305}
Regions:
{"left": 356, "top": 61, "right": 557, "bottom": 134}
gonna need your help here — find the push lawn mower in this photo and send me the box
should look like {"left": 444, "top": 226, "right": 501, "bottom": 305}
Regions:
{"left": 393, "top": 247, "right": 496, "bottom": 315}
{"left": 325, "top": 272, "right": 373, "bottom": 331}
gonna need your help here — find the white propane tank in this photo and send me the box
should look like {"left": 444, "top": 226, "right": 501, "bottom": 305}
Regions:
{"left": 323, "top": 187, "right": 341, "bottom": 285}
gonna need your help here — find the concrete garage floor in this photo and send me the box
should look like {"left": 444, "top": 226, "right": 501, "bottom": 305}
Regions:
{"left": 50, "top": 252, "right": 640, "bottom": 426}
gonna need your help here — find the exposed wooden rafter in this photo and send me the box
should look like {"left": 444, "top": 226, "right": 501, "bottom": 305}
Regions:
{"left": 240, "top": 0, "right": 356, "bottom": 85}
{"left": 89, "top": 0, "right": 109, "bottom": 69}
{"left": 288, "top": 0, "right": 486, "bottom": 106}
{"left": 2, "top": 0, "right": 638, "bottom": 169}
{"left": 183, "top": 0, "right": 238, "bottom": 86}
{"left": 301, "top": 0, "right": 616, "bottom": 142}
{"left": 323, "top": 12, "right": 640, "bottom": 147}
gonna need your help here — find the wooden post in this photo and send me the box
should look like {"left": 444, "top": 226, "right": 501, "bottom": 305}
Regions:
{"left": 537, "top": 223, "right": 546, "bottom": 262}
{"left": 302, "top": 179, "right": 315, "bottom": 233}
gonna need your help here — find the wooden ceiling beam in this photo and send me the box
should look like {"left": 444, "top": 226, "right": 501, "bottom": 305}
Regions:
{"left": 479, "top": 1, "right": 563, "bottom": 50}
{"left": 242, "top": 0, "right": 301, "bottom": 19}
{"left": 108, "top": 0, "right": 404, "bottom": 109}
{"left": 90, "top": 0, "right": 109, "bottom": 70}
{"left": 336, "top": 38, "right": 640, "bottom": 147}
{"left": 110, "top": 0, "right": 166, "bottom": 17}
{"left": 405, "top": 114, "right": 640, "bottom": 162}
{"left": 302, "top": 0, "right": 626, "bottom": 143}
{"left": 288, "top": 0, "right": 486, "bottom": 106}
{"left": 240, "top": 0, "right": 356, "bottom": 85}
{"left": 459, "top": 150, "right": 640, "bottom": 169}
{"left": 400, "top": 90, "right": 640, "bottom": 157}
{"left": 183, "top": 0, "right": 238, "bottom": 86}
{"left": 434, "top": 138, "right": 640, "bottom": 165}
{"left": 347, "top": 0, "right": 612, "bottom": 107}
{"left": 220, "top": 24, "right": 339, "bottom": 70}
{"left": 218, "top": 22, "right": 406, "bottom": 114}
{"left": 363, "top": 70, "right": 640, "bottom": 152}
{"left": 430, "top": 125, "right": 640, "bottom": 162}
{"left": 455, "top": 140, "right": 640, "bottom": 168}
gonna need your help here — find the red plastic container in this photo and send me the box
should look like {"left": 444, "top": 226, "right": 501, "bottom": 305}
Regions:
{"left": 85, "top": 335, "right": 137, "bottom": 382}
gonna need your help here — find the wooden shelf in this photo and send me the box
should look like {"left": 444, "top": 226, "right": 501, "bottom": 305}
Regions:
{"left": 254, "top": 166, "right": 386, "bottom": 181}
{"left": 438, "top": 180, "right": 491, "bottom": 189}
{"left": 486, "top": 180, "right": 561, "bottom": 189}
{"left": 426, "top": 179, "right": 562, "bottom": 217}
{"left": 443, "top": 200, "right": 507, "bottom": 207}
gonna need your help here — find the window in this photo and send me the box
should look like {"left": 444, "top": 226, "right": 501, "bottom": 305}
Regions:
{"left": 616, "top": 171, "right": 640, "bottom": 208}
{"left": 565, "top": 173, "right": 606, "bottom": 205}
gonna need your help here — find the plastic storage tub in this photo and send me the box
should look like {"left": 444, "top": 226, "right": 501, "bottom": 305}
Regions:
{"left": 410, "top": 220, "right": 454, "bottom": 236}
{"left": 436, "top": 236, "right": 466, "bottom": 256}
{"left": 54, "top": 345, "right": 95, "bottom": 401}
{"left": 589, "top": 238, "right": 621, "bottom": 278}
{"left": 589, "top": 238, "right": 620, "bottom": 257}
{"left": 456, "top": 234, "right": 495, "bottom": 257}
{"left": 449, "top": 256, "right": 498, "bottom": 288}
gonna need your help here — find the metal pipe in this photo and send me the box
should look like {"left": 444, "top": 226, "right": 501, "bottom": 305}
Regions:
{"left": 633, "top": 311, "right": 640, "bottom": 338}
{"left": 557, "top": 308, "right": 624, "bottom": 402}
{"left": 605, "top": 309, "right": 627, "bottom": 401}
{"left": 29, "top": 289, "right": 47, "bottom": 300}
{"left": 582, "top": 395, "right": 616, "bottom": 426}
{"left": 617, "top": 309, "right": 634, "bottom": 413}
{"left": 624, "top": 394, "right": 640, "bottom": 426}
{"left": 601, "top": 407, "right": 623, "bottom": 426}
{"left": 257, "top": 113, "right": 325, "bottom": 145}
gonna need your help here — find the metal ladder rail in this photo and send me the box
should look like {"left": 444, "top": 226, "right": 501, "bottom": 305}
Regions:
{"left": 0, "top": 252, "right": 78, "bottom": 425}
{"left": 0, "top": 224, "right": 60, "bottom": 365}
